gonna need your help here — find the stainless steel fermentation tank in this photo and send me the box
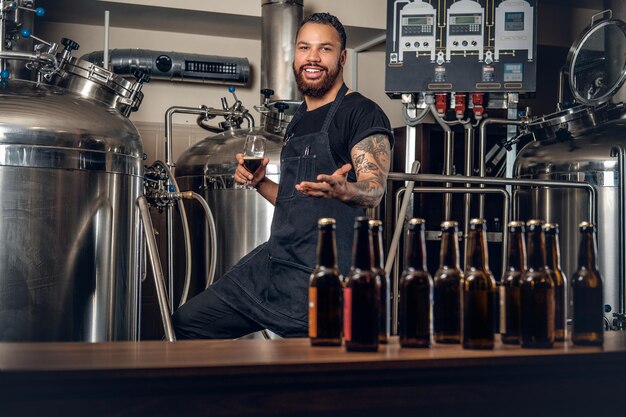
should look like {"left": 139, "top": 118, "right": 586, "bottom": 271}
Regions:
{"left": 0, "top": 2, "right": 148, "bottom": 341}
{"left": 514, "top": 14, "right": 626, "bottom": 326}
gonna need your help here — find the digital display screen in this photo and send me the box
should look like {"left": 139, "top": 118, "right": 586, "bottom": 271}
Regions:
{"left": 405, "top": 16, "right": 429, "bottom": 25}
{"left": 452, "top": 15, "right": 479, "bottom": 25}
{"left": 505, "top": 12, "right": 524, "bottom": 31}
{"left": 185, "top": 61, "right": 237, "bottom": 74}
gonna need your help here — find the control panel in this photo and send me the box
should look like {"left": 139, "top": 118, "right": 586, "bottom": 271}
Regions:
{"left": 386, "top": 0, "right": 537, "bottom": 96}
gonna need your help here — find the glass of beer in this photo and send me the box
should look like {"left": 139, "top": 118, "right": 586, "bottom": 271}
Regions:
{"left": 242, "top": 134, "right": 266, "bottom": 189}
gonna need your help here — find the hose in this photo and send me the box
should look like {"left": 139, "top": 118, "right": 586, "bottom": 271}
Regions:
{"left": 402, "top": 103, "right": 431, "bottom": 127}
{"left": 188, "top": 192, "right": 218, "bottom": 289}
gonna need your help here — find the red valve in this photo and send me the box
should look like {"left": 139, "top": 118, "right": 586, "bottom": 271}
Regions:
{"left": 455, "top": 93, "right": 466, "bottom": 119}
{"left": 435, "top": 93, "right": 447, "bottom": 116}
{"left": 472, "top": 92, "right": 485, "bottom": 120}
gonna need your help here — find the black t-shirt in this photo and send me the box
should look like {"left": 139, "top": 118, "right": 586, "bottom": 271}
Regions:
{"left": 288, "top": 91, "right": 394, "bottom": 172}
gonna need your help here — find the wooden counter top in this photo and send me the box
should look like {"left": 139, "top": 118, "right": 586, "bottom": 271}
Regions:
{"left": 1, "top": 333, "right": 625, "bottom": 417}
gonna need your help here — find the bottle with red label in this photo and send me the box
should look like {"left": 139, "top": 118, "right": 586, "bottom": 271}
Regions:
{"left": 309, "top": 218, "right": 343, "bottom": 346}
{"left": 344, "top": 216, "right": 380, "bottom": 352}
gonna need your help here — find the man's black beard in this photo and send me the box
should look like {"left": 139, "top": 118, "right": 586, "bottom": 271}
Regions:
{"left": 293, "top": 62, "right": 341, "bottom": 98}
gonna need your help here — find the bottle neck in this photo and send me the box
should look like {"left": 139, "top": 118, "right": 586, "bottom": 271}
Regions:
{"left": 352, "top": 226, "right": 373, "bottom": 271}
{"left": 317, "top": 228, "right": 338, "bottom": 268}
{"left": 439, "top": 230, "right": 460, "bottom": 268}
{"left": 526, "top": 229, "right": 547, "bottom": 270}
{"left": 578, "top": 231, "right": 598, "bottom": 270}
{"left": 406, "top": 228, "right": 427, "bottom": 271}
{"left": 466, "top": 229, "right": 488, "bottom": 270}
{"left": 545, "top": 233, "right": 561, "bottom": 270}
{"left": 507, "top": 230, "right": 526, "bottom": 271}
{"left": 372, "top": 228, "right": 384, "bottom": 270}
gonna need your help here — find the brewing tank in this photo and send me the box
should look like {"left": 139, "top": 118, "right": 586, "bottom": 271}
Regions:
{"left": 514, "top": 105, "right": 626, "bottom": 324}
{"left": 173, "top": 126, "right": 283, "bottom": 300}
{"left": 0, "top": 78, "right": 144, "bottom": 342}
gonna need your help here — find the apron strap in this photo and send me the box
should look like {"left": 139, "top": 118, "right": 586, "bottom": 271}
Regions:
{"left": 321, "top": 83, "right": 348, "bottom": 134}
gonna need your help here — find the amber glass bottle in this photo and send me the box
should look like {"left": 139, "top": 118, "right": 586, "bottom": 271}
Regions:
{"left": 544, "top": 223, "right": 567, "bottom": 342}
{"left": 370, "top": 220, "right": 390, "bottom": 344}
{"left": 309, "top": 218, "right": 343, "bottom": 346}
{"left": 520, "top": 220, "right": 555, "bottom": 348}
{"left": 344, "top": 217, "right": 380, "bottom": 352}
{"left": 399, "top": 218, "right": 433, "bottom": 348}
{"left": 433, "top": 221, "right": 462, "bottom": 344}
{"left": 571, "top": 222, "right": 604, "bottom": 346}
{"left": 501, "top": 221, "right": 527, "bottom": 345}
{"left": 462, "top": 219, "right": 496, "bottom": 350}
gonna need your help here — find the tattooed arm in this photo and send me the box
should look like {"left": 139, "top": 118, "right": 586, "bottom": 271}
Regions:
{"left": 295, "top": 134, "right": 391, "bottom": 208}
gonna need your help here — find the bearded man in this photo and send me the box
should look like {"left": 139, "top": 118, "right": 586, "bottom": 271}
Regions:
{"left": 173, "top": 12, "right": 393, "bottom": 339}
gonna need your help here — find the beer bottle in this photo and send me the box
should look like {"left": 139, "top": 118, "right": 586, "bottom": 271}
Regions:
{"left": 309, "top": 218, "right": 343, "bottom": 346}
{"left": 571, "top": 221, "right": 604, "bottom": 346}
{"left": 399, "top": 218, "right": 433, "bottom": 348}
{"left": 501, "top": 221, "right": 527, "bottom": 345}
{"left": 544, "top": 223, "right": 567, "bottom": 342}
{"left": 520, "top": 220, "right": 555, "bottom": 348}
{"left": 369, "top": 220, "right": 390, "bottom": 344}
{"left": 433, "top": 221, "right": 462, "bottom": 344}
{"left": 344, "top": 217, "right": 380, "bottom": 352}
{"left": 462, "top": 218, "right": 497, "bottom": 350}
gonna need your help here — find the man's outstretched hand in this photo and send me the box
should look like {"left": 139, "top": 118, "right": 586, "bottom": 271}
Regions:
{"left": 295, "top": 163, "right": 354, "bottom": 202}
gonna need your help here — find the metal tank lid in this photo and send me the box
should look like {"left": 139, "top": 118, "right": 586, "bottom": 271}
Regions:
{"left": 0, "top": 80, "right": 143, "bottom": 176}
{"left": 565, "top": 11, "right": 626, "bottom": 107}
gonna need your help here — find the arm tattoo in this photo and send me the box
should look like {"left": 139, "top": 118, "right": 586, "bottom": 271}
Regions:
{"left": 348, "top": 134, "right": 391, "bottom": 208}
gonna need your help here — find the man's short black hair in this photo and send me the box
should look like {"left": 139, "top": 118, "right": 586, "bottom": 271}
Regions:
{"left": 297, "top": 12, "right": 347, "bottom": 50}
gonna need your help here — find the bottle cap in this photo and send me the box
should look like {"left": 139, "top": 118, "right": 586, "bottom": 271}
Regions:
{"left": 469, "top": 218, "right": 486, "bottom": 230}
{"left": 368, "top": 219, "right": 383, "bottom": 231}
{"left": 526, "top": 219, "right": 544, "bottom": 228}
{"left": 318, "top": 218, "right": 336, "bottom": 226}
{"left": 441, "top": 220, "right": 458, "bottom": 230}
{"left": 579, "top": 221, "right": 594, "bottom": 231}
{"left": 542, "top": 222, "right": 559, "bottom": 233}
{"left": 353, "top": 216, "right": 370, "bottom": 229}
{"left": 408, "top": 218, "right": 426, "bottom": 226}
{"left": 508, "top": 220, "right": 525, "bottom": 228}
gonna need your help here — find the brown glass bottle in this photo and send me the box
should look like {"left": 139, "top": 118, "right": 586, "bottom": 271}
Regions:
{"left": 433, "top": 221, "right": 462, "bottom": 344}
{"left": 344, "top": 217, "right": 380, "bottom": 352}
{"left": 520, "top": 220, "right": 555, "bottom": 348}
{"left": 309, "top": 218, "right": 343, "bottom": 346}
{"left": 544, "top": 223, "right": 567, "bottom": 342}
{"left": 462, "top": 219, "right": 496, "bottom": 350}
{"left": 370, "top": 220, "right": 390, "bottom": 344}
{"left": 501, "top": 221, "right": 527, "bottom": 345}
{"left": 571, "top": 222, "right": 604, "bottom": 346}
{"left": 399, "top": 218, "right": 433, "bottom": 348}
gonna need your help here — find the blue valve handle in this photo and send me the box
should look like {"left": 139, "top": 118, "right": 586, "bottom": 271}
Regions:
{"left": 228, "top": 86, "right": 236, "bottom": 93}
{"left": 35, "top": 7, "right": 45, "bottom": 17}
{"left": 20, "top": 28, "right": 31, "bottom": 39}
{"left": 1, "top": 70, "right": 10, "bottom": 80}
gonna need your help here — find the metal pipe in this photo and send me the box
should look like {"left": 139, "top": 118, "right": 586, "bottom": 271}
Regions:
{"left": 154, "top": 160, "right": 193, "bottom": 308}
{"left": 164, "top": 106, "right": 220, "bottom": 310}
{"left": 351, "top": 33, "right": 387, "bottom": 91}
{"left": 0, "top": 50, "right": 57, "bottom": 66}
{"left": 387, "top": 160, "right": 421, "bottom": 336}
{"left": 443, "top": 130, "right": 454, "bottom": 220}
{"left": 557, "top": 66, "right": 567, "bottom": 111}
{"left": 136, "top": 195, "right": 176, "bottom": 342}
{"left": 391, "top": 186, "right": 510, "bottom": 335}
{"left": 261, "top": 0, "right": 302, "bottom": 101}
{"left": 463, "top": 123, "right": 475, "bottom": 267}
{"left": 387, "top": 172, "right": 597, "bottom": 226}
{"left": 611, "top": 145, "right": 626, "bottom": 315}
{"left": 478, "top": 118, "right": 525, "bottom": 217}
{"left": 103, "top": 10, "right": 110, "bottom": 70}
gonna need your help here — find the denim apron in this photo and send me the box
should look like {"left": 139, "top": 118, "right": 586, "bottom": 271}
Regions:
{"left": 212, "top": 84, "right": 364, "bottom": 337}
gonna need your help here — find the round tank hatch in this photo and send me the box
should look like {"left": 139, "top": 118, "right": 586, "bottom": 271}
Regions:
{"left": 566, "top": 11, "right": 626, "bottom": 107}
